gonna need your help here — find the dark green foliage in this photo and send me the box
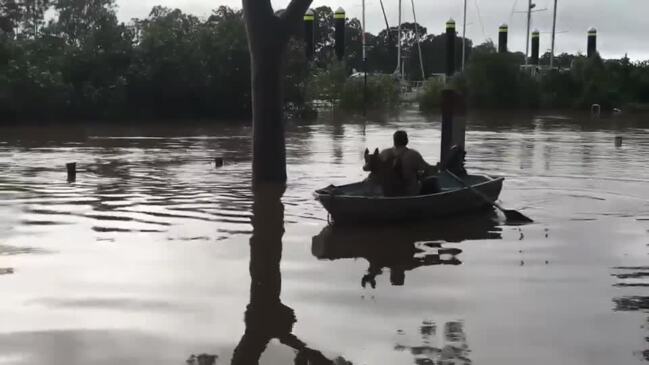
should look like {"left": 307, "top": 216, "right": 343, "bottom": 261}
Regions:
{"left": 417, "top": 77, "right": 444, "bottom": 112}
{"left": 127, "top": 6, "right": 251, "bottom": 118}
{"left": 0, "top": 3, "right": 254, "bottom": 121}
{"left": 436, "top": 41, "right": 649, "bottom": 111}
{"left": 539, "top": 70, "right": 579, "bottom": 108}
{"left": 340, "top": 74, "right": 399, "bottom": 111}
{"left": 306, "top": 60, "right": 347, "bottom": 103}
{"left": 463, "top": 52, "right": 539, "bottom": 109}
{"left": 5, "top": 2, "right": 649, "bottom": 122}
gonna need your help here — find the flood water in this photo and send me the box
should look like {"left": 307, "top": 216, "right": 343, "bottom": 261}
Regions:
{"left": 1, "top": 109, "right": 648, "bottom": 364}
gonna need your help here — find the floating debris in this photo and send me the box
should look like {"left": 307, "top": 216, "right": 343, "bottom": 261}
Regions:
{"left": 186, "top": 354, "right": 217, "bottom": 365}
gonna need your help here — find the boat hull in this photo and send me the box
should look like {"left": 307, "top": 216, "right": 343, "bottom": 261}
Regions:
{"left": 314, "top": 174, "right": 504, "bottom": 224}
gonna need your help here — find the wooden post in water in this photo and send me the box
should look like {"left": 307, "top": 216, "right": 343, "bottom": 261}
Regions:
{"left": 440, "top": 89, "right": 455, "bottom": 167}
{"left": 591, "top": 104, "right": 601, "bottom": 118}
{"left": 66, "top": 162, "right": 76, "bottom": 182}
{"left": 453, "top": 93, "right": 467, "bottom": 150}
{"left": 615, "top": 136, "right": 623, "bottom": 147}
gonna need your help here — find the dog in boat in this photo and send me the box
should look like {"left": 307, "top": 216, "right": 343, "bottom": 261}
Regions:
{"left": 364, "top": 148, "right": 443, "bottom": 196}
{"left": 363, "top": 148, "right": 406, "bottom": 197}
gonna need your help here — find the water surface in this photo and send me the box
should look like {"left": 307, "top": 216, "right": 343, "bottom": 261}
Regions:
{"left": 1, "top": 110, "right": 648, "bottom": 364}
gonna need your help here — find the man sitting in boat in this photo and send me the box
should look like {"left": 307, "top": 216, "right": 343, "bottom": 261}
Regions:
{"left": 380, "top": 130, "right": 438, "bottom": 196}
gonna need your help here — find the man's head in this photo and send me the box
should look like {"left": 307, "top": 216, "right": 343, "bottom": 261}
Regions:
{"left": 393, "top": 130, "right": 409, "bottom": 147}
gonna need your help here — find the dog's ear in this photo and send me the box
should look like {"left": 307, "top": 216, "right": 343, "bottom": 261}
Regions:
{"left": 364, "top": 148, "right": 369, "bottom": 156}
{"left": 373, "top": 148, "right": 379, "bottom": 155}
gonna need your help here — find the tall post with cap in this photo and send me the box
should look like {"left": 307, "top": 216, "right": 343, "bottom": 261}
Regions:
{"left": 446, "top": 19, "right": 456, "bottom": 78}
{"left": 587, "top": 27, "right": 597, "bottom": 58}
{"left": 334, "top": 7, "right": 346, "bottom": 61}
{"left": 498, "top": 24, "right": 508, "bottom": 53}
{"left": 304, "top": 9, "right": 315, "bottom": 61}
{"left": 531, "top": 30, "right": 540, "bottom": 65}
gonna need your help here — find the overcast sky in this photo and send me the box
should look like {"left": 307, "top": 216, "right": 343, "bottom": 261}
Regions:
{"left": 114, "top": 0, "right": 649, "bottom": 60}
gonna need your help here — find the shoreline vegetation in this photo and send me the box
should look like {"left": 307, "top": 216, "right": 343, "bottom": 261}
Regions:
{"left": 2, "top": 2, "right": 649, "bottom": 122}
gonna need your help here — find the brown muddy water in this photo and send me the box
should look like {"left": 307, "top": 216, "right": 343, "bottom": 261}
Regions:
{"left": 0, "top": 109, "right": 648, "bottom": 365}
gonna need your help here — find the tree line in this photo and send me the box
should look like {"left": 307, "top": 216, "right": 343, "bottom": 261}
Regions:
{"left": 448, "top": 44, "right": 649, "bottom": 111}
{"left": 3, "top": 1, "right": 649, "bottom": 122}
{"left": 0, "top": 1, "right": 470, "bottom": 121}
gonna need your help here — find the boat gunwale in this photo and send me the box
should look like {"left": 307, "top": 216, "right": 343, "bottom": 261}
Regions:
{"left": 314, "top": 174, "right": 504, "bottom": 201}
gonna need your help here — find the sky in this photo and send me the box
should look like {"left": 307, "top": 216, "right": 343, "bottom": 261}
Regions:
{"left": 114, "top": 0, "right": 649, "bottom": 60}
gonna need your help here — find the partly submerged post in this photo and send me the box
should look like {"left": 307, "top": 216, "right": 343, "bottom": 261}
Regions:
{"left": 498, "top": 24, "right": 508, "bottom": 53}
{"left": 304, "top": 9, "right": 315, "bottom": 61}
{"left": 66, "top": 162, "right": 76, "bottom": 182}
{"left": 531, "top": 30, "right": 540, "bottom": 65}
{"left": 587, "top": 27, "right": 597, "bottom": 58}
{"left": 440, "top": 89, "right": 455, "bottom": 166}
{"left": 615, "top": 136, "right": 623, "bottom": 147}
{"left": 334, "top": 7, "right": 346, "bottom": 61}
{"left": 445, "top": 19, "right": 456, "bottom": 78}
{"left": 591, "top": 104, "right": 601, "bottom": 118}
{"left": 453, "top": 93, "right": 467, "bottom": 151}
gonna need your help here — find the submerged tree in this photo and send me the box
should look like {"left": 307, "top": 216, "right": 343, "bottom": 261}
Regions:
{"left": 242, "top": 0, "right": 312, "bottom": 184}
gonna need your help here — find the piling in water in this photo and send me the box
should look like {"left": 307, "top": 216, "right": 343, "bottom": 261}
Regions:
{"left": 615, "top": 136, "right": 623, "bottom": 147}
{"left": 498, "top": 24, "right": 508, "bottom": 53}
{"left": 334, "top": 7, "right": 346, "bottom": 61}
{"left": 446, "top": 19, "right": 456, "bottom": 77}
{"left": 587, "top": 27, "right": 597, "bottom": 58}
{"left": 66, "top": 162, "right": 76, "bottom": 182}
{"left": 440, "top": 89, "right": 455, "bottom": 166}
{"left": 214, "top": 157, "right": 224, "bottom": 168}
{"left": 453, "top": 93, "right": 467, "bottom": 150}
{"left": 591, "top": 104, "right": 601, "bottom": 118}
{"left": 304, "top": 9, "right": 315, "bottom": 61}
{"left": 531, "top": 30, "right": 540, "bottom": 65}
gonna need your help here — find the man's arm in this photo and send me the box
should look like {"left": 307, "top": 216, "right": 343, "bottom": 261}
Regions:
{"left": 415, "top": 151, "right": 439, "bottom": 175}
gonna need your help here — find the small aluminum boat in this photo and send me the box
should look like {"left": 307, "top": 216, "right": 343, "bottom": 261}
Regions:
{"left": 314, "top": 172, "right": 504, "bottom": 224}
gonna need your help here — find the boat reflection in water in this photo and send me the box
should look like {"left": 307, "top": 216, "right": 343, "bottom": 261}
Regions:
{"left": 231, "top": 183, "right": 350, "bottom": 365}
{"left": 312, "top": 211, "right": 502, "bottom": 364}
{"left": 395, "top": 320, "right": 472, "bottom": 365}
{"left": 611, "top": 266, "right": 649, "bottom": 361}
{"left": 312, "top": 211, "right": 502, "bottom": 288}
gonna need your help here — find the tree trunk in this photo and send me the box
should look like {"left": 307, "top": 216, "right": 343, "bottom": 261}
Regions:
{"left": 250, "top": 33, "right": 288, "bottom": 183}
{"left": 243, "top": 0, "right": 312, "bottom": 185}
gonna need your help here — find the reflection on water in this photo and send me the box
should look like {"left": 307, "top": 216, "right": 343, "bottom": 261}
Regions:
{"left": 612, "top": 266, "right": 649, "bottom": 361}
{"left": 395, "top": 320, "right": 472, "bottom": 365}
{"left": 232, "top": 183, "right": 348, "bottom": 365}
{"left": 1, "top": 112, "right": 649, "bottom": 364}
{"left": 313, "top": 212, "right": 501, "bottom": 288}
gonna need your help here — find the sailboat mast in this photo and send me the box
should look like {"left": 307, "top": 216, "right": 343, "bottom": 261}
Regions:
{"left": 396, "top": 0, "right": 402, "bottom": 78}
{"left": 362, "top": 0, "right": 367, "bottom": 115}
{"left": 410, "top": 0, "right": 426, "bottom": 80}
{"left": 362, "top": 0, "right": 366, "bottom": 61}
{"left": 525, "top": 0, "right": 532, "bottom": 64}
{"left": 550, "top": 0, "right": 558, "bottom": 68}
{"left": 462, "top": 0, "right": 467, "bottom": 70}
